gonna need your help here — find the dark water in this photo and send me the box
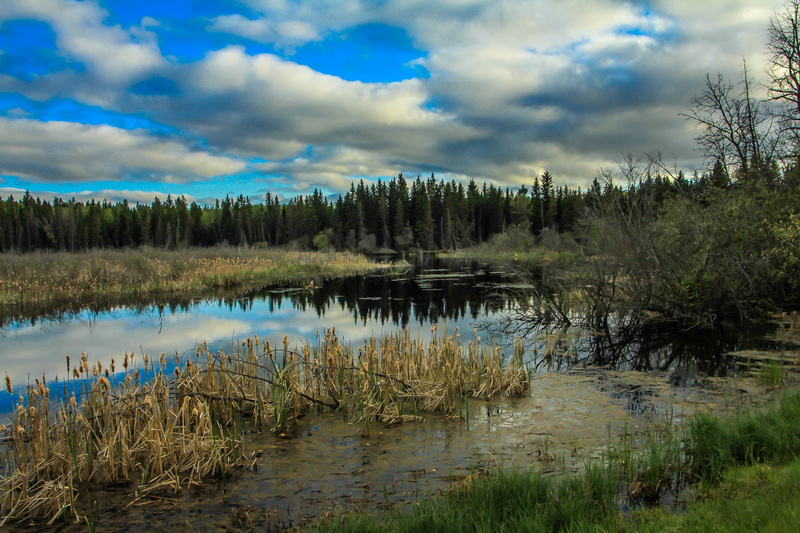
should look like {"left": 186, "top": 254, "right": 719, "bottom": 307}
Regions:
{"left": 0, "top": 256, "right": 793, "bottom": 531}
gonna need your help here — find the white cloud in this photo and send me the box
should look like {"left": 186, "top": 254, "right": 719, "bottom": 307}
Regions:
{"left": 0, "top": 186, "right": 201, "bottom": 205}
{"left": 209, "top": 14, "right": 320, "bottom": 48}
{"left": 0, "top": 118, "right": 246, "bottom": 182}
{"left": 0, "top": 0, "right": 789, "bottom": 194}
{"left": 0, "top": 0, "right": 163, "bottom": 86}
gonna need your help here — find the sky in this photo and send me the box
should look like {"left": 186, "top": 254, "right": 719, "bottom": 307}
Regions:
{"left": 0, "top": 0, "right": 786, "bottom": 205}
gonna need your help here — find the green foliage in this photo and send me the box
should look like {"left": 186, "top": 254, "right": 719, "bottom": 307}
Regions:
{"left": 687, "top": 389, "right": 800, "bottom": 482}
{"left": 313, "top": 228, "right": 335, "bottom": 251}
{"left": 760, "top": 360, "right": 787, "bottom": 388}
{"left": 628, "top": 458, "right": 800, "bottom": 533}
{"left": 576, "top": 171, "right": 800, "bottom": 326}
{"left": 0, "top": 172, "right": 590, "bottom": 254}
{"left": 307, "top": 466, "right": 620, "bottom": 533}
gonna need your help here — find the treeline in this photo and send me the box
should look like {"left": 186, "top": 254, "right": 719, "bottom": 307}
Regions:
{"left": 0, "top": 169, "right": 724, "bottom": 254}
{"left": 0, "top": 173, "right": 582, "bottom": 253}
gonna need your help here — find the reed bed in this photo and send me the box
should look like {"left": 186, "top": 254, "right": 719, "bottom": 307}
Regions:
{"left": 0, "top": 247, "right": 389, "bottom": 305}
{"left": 0, "top": 324, "right": 528, "bottom": 525}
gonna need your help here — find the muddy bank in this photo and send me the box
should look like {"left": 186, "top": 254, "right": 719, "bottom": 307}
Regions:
{"left": 6, "top": 364, "right": 792, "bottom": 533}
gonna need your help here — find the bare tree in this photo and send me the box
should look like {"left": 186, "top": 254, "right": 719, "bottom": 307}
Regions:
{"left": 767, "top": 0, "right": 800, "bottom": 143}
{"left": 682, "top": 64, "right": 779, "bottom": 178}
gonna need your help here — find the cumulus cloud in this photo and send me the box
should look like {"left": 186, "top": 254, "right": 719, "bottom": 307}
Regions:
{"left": 0, "top": 0, "right": 789, "bottom": 198}
{"left": 129, "top": 46, "right": 481, "bottom": 172}
{"left": 0, "top": 0, "right": 164, "bottom": 88}
{"left": 0, "top": 186, "right": 201, "bottom": 205}
{"left": 0, "top": 118, "right": 246, "bottom": 183}
{"left": 193, "top": 0, "right": 785, "bottom": 188}
{"left": 209, "top": 14, "right": 320, "bottom": 49}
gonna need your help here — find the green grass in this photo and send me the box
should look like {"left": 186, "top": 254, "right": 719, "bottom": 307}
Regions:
{"left": 759, "top": 360, "right": 786, "bottom": 388}
{"left": 687, "top": 388, "right": 800, "bottom": 482}
{"left": 628, "top": 458, "right": 800, "bottom": 532}
{"left": 304, "top": 388, "right": 800, "bottom": 533}
{"left": 307, "top": 465, "right": 620, "bottom": 533}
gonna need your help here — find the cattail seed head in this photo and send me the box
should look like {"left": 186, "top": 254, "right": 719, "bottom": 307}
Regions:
{"left": 5, "top": 375, "right": 11, "bottom": 395}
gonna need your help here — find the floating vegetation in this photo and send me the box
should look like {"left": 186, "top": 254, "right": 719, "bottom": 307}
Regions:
{"left": 0, "top": 324, "right": 528, "bottom": 525}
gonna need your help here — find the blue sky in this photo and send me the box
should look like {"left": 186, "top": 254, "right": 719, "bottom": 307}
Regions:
{"left": 0, "top": 0, "right": 784, "bottom": 205}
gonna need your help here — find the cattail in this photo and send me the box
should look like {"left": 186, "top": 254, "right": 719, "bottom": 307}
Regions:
{"left": 160, "top": 352, "right": 166, "bottom": 369}
{"left": 123, "top": 352, "right": 129, "bottom": 370}
{"left": 66, "top": 355, "right": 71, "bottom": 373}
{"left": 73, "top": 368, "right": 79, "bottom": 379}
{"left": 111, "top": 359, "right": 115, "bottom": 373}
{"left": 5, "top": 375, "right": 11, "bottom": 395}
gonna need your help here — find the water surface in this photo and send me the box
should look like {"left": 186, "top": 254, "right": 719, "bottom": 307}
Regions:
{"left": 0, "top": 257, "right": 794, "bottom": 531}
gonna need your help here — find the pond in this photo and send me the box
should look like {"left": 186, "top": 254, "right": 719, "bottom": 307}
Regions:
{"left": 0, "top": 256, "right": 794, "bottom": 531}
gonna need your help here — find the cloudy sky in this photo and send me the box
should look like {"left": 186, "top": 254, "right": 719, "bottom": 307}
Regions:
{"left": 0, "top": 0, "right": 785, "bottom": 205}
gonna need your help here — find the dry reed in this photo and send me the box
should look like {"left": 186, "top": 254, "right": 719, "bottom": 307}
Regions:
{"left": 0, "top": 323, "right": 528, "bottom": 524}
{"left": 0, "top": 247, "right": 389, "bottom": 305}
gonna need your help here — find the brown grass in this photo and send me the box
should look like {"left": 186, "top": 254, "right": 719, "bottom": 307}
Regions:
{"left": 0, "top": 323, "right": 529, "bottom": 525}
{"left": 0, "top": 246, "right": 390, "bottom": 305}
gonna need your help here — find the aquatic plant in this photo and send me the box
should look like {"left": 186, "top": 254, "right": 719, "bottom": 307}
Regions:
{"left": 0, "top": 323, "right": 528, "bottom": 524}
{"left": 760, "top": 359, "right": 786, "bottom": 388}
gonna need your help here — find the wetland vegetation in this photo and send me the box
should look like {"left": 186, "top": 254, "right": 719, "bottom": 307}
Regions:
{"left": 0, "top": 247, "right": 388, "bottom": 306}
{"left": 304, "top": 386, "right": 800, "bottom": 533}
{"left": 4, "top": 1, "right": 800, "bottom": 530}
{"left": 0, "top": 325, "right": 529, "bottom": 525}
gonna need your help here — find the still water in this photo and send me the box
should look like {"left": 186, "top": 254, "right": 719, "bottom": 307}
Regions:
{"left": 0, "top": 259, "right": 531, "bottom": 413}
{"left": 0, "top": 257, "right": 791, "bottom": 531}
